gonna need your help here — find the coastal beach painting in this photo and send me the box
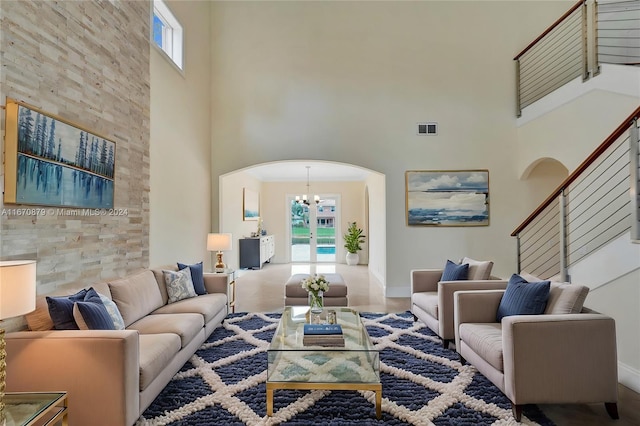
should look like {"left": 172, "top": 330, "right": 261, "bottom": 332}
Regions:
{"left": 243, "top": 188, "right": 259, "bottom": 221}
{"left": 406, "top": 170, "right": 489, "bottom": 226}
{"left": 3, "top": 99, "right": 115, "bottom": 209}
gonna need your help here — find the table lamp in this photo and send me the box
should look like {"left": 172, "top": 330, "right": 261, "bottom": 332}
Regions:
{"left": 0, "top": 260, "right": 37, "bottom": 417}
{"left": 207, "top": 233, "right": 232, "bottom": 272}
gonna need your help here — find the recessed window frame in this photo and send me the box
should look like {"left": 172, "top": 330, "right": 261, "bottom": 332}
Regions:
{"left": 151, "top": 0, "right": 184, "bottom": 72}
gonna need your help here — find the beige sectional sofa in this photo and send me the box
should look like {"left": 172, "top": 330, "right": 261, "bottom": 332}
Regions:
{"left": 5, "top": 266, "right": 228, "bottom": 426}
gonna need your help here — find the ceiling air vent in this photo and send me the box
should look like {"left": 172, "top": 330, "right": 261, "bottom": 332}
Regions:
{"left": 417, "top": 122, "right": 438, "bottom": 136}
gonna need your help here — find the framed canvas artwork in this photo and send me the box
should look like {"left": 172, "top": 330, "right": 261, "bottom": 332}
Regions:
{"left": 3, "top": 98, "right": 115, "bottom": 209}
{"left": 243, "top": 188, "right": 260, "bottom": 221}
{"left": 405, "top": 170, "right": 489, "bottom": 226}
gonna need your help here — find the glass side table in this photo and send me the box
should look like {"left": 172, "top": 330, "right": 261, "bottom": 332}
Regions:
{"left": 3, "top": 392, "right": 68, "bottom": 426}
{"left": 211, "top": 268, "right": 237, "bottom": 313}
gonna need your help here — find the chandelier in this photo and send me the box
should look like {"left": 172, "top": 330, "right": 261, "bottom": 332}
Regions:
{"left": 296, "top": 166, "right": 320, "bottom": 205}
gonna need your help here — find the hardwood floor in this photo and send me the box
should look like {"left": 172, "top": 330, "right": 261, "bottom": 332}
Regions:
{"left": 234, "top": 262, "right": 640, "bottom": 426}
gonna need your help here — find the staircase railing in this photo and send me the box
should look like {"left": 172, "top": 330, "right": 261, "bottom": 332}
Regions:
{"left": 512, "top": 106, "right": 640, "bottom": 280}
{"left": 597, "top": 0, "right": 640, "bottom": 66}
{"left": 515, "top": 0, "right": 640, "bottom": 117}
{"left": 514, "top": 0, "right": 588, "bottom": 117}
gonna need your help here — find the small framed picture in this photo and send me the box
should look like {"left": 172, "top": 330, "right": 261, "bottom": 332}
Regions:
{"left": 243, "top": 188, "right": 260, "bottom": 221}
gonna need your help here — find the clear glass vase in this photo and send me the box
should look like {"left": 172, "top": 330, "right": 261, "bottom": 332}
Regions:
{"left": 308, "top": 291, "right": 324, "bottom": 314}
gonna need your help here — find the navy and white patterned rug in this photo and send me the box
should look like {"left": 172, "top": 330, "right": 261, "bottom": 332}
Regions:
{"left": 137, "top": 312, "right": 554, "bottom": 425}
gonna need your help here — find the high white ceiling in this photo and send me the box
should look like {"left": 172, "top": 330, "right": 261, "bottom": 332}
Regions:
{"left": 242, "top": 161, "right": 372, "bottom": 182}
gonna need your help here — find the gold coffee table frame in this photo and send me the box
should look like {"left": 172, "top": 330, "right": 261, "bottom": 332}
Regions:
{"left": 266, "top": 307, "right": 381, "bottom": 419}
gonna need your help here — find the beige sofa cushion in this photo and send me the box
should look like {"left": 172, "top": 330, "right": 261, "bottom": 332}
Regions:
{"left": 459, "top": 323, "right": 504, "bottom": 372}
{"left": 151, "top": 265, "right": 177, "bottom": 305}
{"left": 153, "top": 293, "right": 227, "bottom": 324}
{"left": 544, "top": 282, "right": 589, "bottom": 314}
{"left": 138, "top": 333, "right": 181, "bottom": 391}
{"left": 411, "top": 292, "right": 438, "bottom": 318}
{"left": 128, "top": 313, "right": 204, "bottom": 348}
{"left": 109, "top": 270, "right": 164, "bottom": 327}
{"left": 461, "top": 257, "right": 493, "bottom": 280}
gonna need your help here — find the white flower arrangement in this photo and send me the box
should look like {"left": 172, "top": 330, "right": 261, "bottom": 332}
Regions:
{"left": 301, "top": 274, "right": 330, "bottom": 294}
{"left": 302, "top": 274, "right": 330, "bottom": 313}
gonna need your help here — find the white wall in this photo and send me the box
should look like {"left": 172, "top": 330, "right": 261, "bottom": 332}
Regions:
{"left": 366, "top": 172, "right": 386, "bottom": 289}
{"left": 209, "top": 1, "right": 572, "bottom": 294}
{"left": 587, "top": 269, "right": 640, "bottom": 393}
{"left": 150, "top": 0, "right": 212, "bottom": 267}
{"left": 516, "top": 89, "right": 639, "bottom": 177}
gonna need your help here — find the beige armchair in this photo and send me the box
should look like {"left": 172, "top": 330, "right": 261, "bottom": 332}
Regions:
{"left": 453, "top": 287, "right": 619, "bottom": 422}
{"left": 410, "top": 259, "right": 506, "bottom": 348}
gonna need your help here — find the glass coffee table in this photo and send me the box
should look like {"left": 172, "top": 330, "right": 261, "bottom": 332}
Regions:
{"left": 2, "top": 392, "right": 68, "bottom": 425}
{"left": 267, "top": 307, "right": 381, "bottom": 419}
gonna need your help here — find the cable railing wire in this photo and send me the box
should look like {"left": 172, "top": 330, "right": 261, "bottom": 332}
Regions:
{"left": 597, "top": 0, "right": 640, "bottom": 65}
{"left": 515, "top": 1, "right": 586, "bottom": 116}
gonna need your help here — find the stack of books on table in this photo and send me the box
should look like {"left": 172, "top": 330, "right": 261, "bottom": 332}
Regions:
{"left": 302, "top": 324, "right": 345, "bottom": 347}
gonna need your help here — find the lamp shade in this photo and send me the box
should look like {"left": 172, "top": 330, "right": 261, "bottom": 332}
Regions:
{"left": 207, "top": 233, "right": 232, "bottom": 252}
{"left": 0, "top": 260, "right": 36, "bottom": 320}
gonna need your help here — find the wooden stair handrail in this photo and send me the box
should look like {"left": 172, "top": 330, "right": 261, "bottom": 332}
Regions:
{"left": 511, "top": 105, "right": 640, "bottom": 237}
{"left": 514, "top": 0, "right": 585, "bottom": 61}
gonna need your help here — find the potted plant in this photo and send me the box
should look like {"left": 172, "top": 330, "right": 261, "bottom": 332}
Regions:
{"left": 343, "top": 222, "right": 365, "bottom": 265}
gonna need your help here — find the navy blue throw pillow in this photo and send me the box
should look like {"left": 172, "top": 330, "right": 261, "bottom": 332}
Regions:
{"left": 496, "top": 274, "right": 551, "bottom": 322}
{"left": 441, "top": 260, "right": 469, "bottom": 281}
{"left": 178, "top": 262, "right": 206, "bottom": 295}
{"left": 46, "top": 287, "right": 102, "bottom": 330}
{"left": 74, "top": 300, "right": 116, "bottom": 330}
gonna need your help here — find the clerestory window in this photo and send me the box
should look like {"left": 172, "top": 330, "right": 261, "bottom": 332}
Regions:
{"left": 152, "top": 0, "right": 183, "bottom": 71}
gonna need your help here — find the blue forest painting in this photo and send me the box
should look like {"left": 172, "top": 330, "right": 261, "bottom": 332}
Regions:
{"left": 6, "top": 101, "right": 115, "bottom": 209}
{"left": 406, "top": 170, "right": 489, "bottom": 226}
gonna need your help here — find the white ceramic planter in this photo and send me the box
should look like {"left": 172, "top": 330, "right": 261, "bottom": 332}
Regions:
{"left": 346, "top": 252, "right": 359, "bottom": 266}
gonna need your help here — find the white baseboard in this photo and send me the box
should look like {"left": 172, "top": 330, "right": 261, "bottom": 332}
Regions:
{"left": 619, "top": 361, "right": 640, "bottom": 393}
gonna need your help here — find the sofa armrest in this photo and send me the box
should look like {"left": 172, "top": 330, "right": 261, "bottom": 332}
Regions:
{"left": 437, "top": 280, "right": 508, "bottom": 340}
{"left": 203, "top": 272, "right": 228, "bottom": 294}
{"left": 454, "top": 289, "right": 504, "bottom": 350}
{"left": 410, "top": 269, "right": 443, "bottom": 293}
{"left": 502, "top": 313, "right": 618, "bottom": 404}
{"left": 6, "top": 330, "right": 140, "bottom": 426}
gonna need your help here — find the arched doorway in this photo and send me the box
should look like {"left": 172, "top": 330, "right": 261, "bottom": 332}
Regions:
{"left": 520, "top": 157, "right": 569, "bottom": 212}
{"left": 218, "top": 160, "right": 386, "bottom": 286}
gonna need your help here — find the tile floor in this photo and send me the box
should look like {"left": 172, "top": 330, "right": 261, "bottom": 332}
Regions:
{"left": 234, "top": 262, "right": 640, "bottom": 426}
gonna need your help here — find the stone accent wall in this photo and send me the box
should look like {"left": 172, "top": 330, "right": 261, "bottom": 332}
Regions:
{"left": 0, "top": 1, "right": 150, "bottom": 297}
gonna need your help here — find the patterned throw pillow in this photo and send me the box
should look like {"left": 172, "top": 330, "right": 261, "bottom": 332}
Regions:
{"left": 441, "top": 260, "right": 469, "bottom": 281}
{"left": 98, "top": 293, "right": 126, "bottom": 330}
{"left": 163, "top": 267, "right": 197, "bottom": 304}
{"left": 177, "top": 261, "right": 206, "bottom": 295}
